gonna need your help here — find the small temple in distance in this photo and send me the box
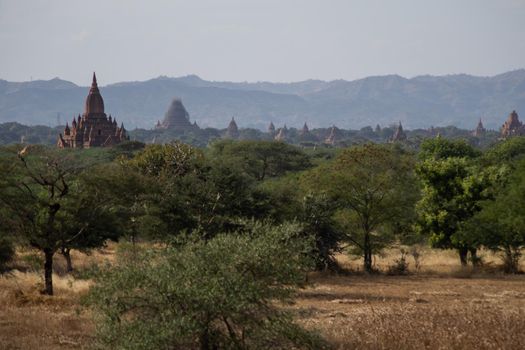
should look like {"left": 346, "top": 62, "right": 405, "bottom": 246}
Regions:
{"left": 57, "top": 73, "right": 128, "bottom": 148}
{"left": 225, "top": 117, "right": 239, "bottom": 139}
{"left": 390, "top": 121, "right": 407, "bottom": 142}
{"left": 500, "top": 110, "right": 525, "bottom": 138}
{"left": 472, "top": 118, "right": 486, "bottom": 137}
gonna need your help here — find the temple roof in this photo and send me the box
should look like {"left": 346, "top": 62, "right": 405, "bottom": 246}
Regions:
{"left": 84, "top": 72, "right": 105, "bottom": 115}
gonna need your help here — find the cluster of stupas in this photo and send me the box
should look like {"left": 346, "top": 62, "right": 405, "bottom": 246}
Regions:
{"left": 468, "top": 111, "right": 523, "bottom": 139}
{"left": 57, "top": 76, "right": 523, "bottom": 148}
{"left": 57, "top": 73, "right": 128, "bottom": 148}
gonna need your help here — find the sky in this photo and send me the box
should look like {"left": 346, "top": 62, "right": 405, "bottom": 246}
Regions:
{"left": 1, "top": 0, "right": 524, "bottom": 85}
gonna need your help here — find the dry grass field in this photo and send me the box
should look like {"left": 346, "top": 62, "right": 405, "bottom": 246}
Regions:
{"left": 1, "top": 245, "right": 524, "bottom": 349}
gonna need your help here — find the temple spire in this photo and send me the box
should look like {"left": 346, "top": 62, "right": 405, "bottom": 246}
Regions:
{"left": 92, "top": 72, "right": 98, "bottom": 87}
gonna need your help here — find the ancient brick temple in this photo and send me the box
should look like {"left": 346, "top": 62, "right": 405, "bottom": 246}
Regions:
{"left": 57, "top": 73, "right": 128, "bottom": 148}
{"left": 500, "top": 110, "right": 524, "bottom": 138}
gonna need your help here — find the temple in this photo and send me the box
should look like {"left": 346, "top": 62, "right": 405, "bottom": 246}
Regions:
{"left": 57, "top": 73, "right": 128, "bottom": 148}
{"left": 156, "top": 98, "right": 198, "bottom": 132}
{"left": 472, "top": 118, "right": 486, "bottom": 137}
{"left": 298, "top": 122, "right": 318, "bottom": 142}
{"left": 500, "top": 110, "right": 524, "bottom": 138}
{"left": 390, "top": 121, "right": 407, "bottom": 142}
{"left": 268, "top": 122, "right": 276, "bottom": 136}
{"left": 324, "top": 125, "right": 339, "bottom": 145}
{"left": 225, "top": 117, "right": 239, "bottom": 138}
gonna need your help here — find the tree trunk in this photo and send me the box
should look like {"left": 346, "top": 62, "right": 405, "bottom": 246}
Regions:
{"left": 469, "top": 248, "right": 480, "bottom": 266}
{"left": 458, "top": 247, "right": 468, "bottom": 266}
{"left": 363, "top": 232, "right": 373, "bottom": 273}
{"left": 61, "top": 247, "right": 73, "bottom": 273}
{"left": 43, "top": 248, "right": 54, "bottom": 295}
{"left": 503, "top": 246, "right": 520, "bottom": 274}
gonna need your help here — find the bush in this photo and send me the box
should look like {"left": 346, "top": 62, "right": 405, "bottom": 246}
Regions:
{"left": 387, "top": 249, "right": 410, "bottom": 275}
{"left": 86, "top": 222, "right": 329, "bottom": 350}
{"left": 0, "top": 236, "right": 14, "bottom": 271}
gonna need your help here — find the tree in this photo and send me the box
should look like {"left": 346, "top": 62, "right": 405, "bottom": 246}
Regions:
{"left": 209, "top": 140, "right": 311, "bottom": 181}
{"left": 0, "top": 146, "right": 120, "bottom": 294}
{"left": 482, "top": 136, "right": 525, "bottom": 165}
{"left": 416, "top": 138, "right": 492, "bottom": 265}
{"left": 256, "top": 175, "right": 342, "bottom": 271}
{"left": 299, "top": 193, "right": 342, "bottom": 271}
{"left": 419, "top": 137, "right": 480, "bottom": 160}
{"left": 129, "top": 142, "right": 264, "bottom": 240}
{"left": 54, "top": 163, "right": 147, "bottom": 271}
{"left": 86, "top": 222, "right": 328, "bottom": 350}
{"left": 304, "top": 144, "right": 419, "bottom": 272}
{"left": 466, "top": 160, "right": 525, "bottom": 272}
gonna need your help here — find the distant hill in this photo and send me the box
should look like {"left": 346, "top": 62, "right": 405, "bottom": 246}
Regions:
{"left": 1, "top": 70, "right": 524, "bottom": 130}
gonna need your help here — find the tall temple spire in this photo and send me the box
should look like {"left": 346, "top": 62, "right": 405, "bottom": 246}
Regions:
{"left": 85, "top": 72, "right": 104, "bottom": 114}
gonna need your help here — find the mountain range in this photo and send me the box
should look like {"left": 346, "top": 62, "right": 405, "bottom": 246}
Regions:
{"left": 1, "top": 70, "right": 524, "bottom": 130}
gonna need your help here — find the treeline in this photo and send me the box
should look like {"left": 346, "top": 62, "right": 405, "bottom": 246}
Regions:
{"left": 0, "top": 121, "right": 499, "bottom": 148}
{"left": 1, "top": 137, "right": 525, "bottom": 348}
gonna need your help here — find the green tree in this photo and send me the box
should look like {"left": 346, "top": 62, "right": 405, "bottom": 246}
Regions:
{"left": 86, "top": 222, "right": 328, "bottom": 350}
{"left": 416, "top": 138, "right": 492, "bottom": 265}
{"left": 210, "top": 140, "right": 311, "bottom": 181}
{"left": 466, "top": 160, "right": 525, "bottom": 272}
{"left": 299, "top": 193, "right": 342, "bottom": 270}
{"left": 483, "top": 136, "right": 525, "bottom": 164}
{"left": 55, "top": 163, "right": 150, "bottom": 271}
{"left": 258, "top": 176, "right": 342, "bottom": 271}
{"left": 304, "top": 144, "right": 419, "bottom": 272}
{"left": 0, "top": 147, "right": 121, "bottom": 294}
{"left": 419, "top": 137, "right": 481, "bottom": 160}
{"left": 129, "top": 141, "right": 265, "bottom": 240}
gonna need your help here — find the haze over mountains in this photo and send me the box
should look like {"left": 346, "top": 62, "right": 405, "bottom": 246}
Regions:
{"left": 1, "top": 69, "right": 524, "bottom": 130}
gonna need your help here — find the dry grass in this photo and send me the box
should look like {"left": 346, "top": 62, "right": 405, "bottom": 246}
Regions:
{"left": 0, "top": 246, "right": 114, "bottom": 350}
{"left": 295, "top": 274, "right": 525, "bottom": 349}
{"left": 1, "top": 245, "right": 524, "bottom": 349}
{"left": 294, "top": 248, "right": 525, "bottom": 349}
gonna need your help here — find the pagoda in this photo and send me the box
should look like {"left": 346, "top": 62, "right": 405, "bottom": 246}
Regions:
{"left": 57, "top": 73, "right": 128, "bottom": 148}
{"left": 472, "top": 118, "right": 486, "bottom": 137}
{"left": 298, "top": 122, "right": 318, "bottom": 142}
{"left": 225, "top": 117, "right": 239, "bottom": 139}
{"left": 500, "top": 110, "right": 524, "bottom": 138}
{"left": 324, "top": 125, "right": 339, "bottom": 145}
{"left": 390, "top": 121, "right": 407, "bottom": 142}
{"left": 268, "top": 122, "right": 276, "bottom": 136}
{"left": 156, "top": 98, "right": 197, "bottom": 132}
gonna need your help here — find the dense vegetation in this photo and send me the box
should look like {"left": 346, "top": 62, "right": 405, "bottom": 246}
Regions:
{"left": 1, "top": 135, "right": 524, "bottom": 348}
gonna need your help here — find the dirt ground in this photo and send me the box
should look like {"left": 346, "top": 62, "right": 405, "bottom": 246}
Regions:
{"left": 1, "top": 246, "right": 524, "bottom": 349}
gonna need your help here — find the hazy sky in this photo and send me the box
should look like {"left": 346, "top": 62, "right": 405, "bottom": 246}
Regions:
{"left": 1, "top": 0, "right": 524, "bottom": 85}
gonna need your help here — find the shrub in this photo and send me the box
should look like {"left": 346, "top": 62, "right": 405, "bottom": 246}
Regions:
{"left": 86, "top": 223, "right": 329, "bottom": 350}
{"left": 387, "top": 249, "right": 410, "bottom": 275}
{"left": 409, "top": 245, "right": 424, "bottom": 272}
